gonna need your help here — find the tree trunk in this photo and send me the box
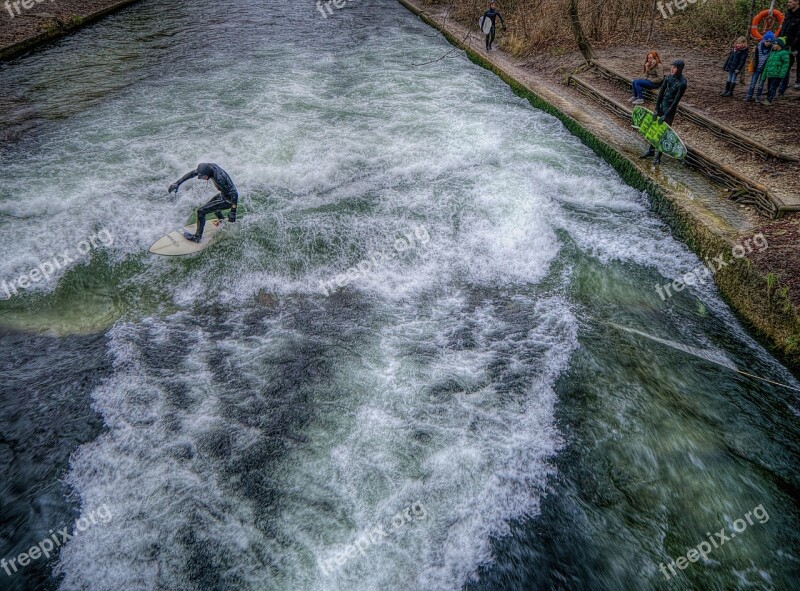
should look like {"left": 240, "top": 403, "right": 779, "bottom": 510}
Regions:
{"left": 647, "top": 0, "right": 657, "bottom": 43}
{"left": 746, "top": 0, "right": 757, "bottom": 41}
{"left": 568, "top": 0, "right": 595, "bottom": 63}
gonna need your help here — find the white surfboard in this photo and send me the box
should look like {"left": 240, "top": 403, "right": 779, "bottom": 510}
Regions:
{"left": 479, "top": 15, "right": 493, "bottom": 35}
{"left": 149, "top": 219, "right": 226, "bottom": 256}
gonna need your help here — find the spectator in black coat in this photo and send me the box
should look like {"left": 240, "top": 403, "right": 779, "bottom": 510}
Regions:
{"left": 721, "top": 36, "right": 748, "bottom": 96}
{"left": 778, "top": 0, "right": 799, "bottom": 94}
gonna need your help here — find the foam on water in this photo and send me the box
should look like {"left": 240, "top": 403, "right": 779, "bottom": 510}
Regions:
{"left": 58, "top": 291, "right": 577, "bottom": 591}
{"left": 2, "top": 1, "right": 797, "bottom": 590}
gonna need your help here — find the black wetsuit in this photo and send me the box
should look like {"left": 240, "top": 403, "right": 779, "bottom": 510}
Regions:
{"left": 655, "top": 73, "right": 687, "bottom": 126}
{"left": 171, "top": 163, "right": 238, "bottom": 239}
{"left": 642, "top": 64, "right": 687, "bottom": 163}
{"left": 482, "top": 8, "right": 505, "bottom": 50}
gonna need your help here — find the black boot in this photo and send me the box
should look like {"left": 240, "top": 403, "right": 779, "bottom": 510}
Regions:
{"left": 640, "top": 146, "right": 655, "bottom": 159}
{"left": 721, "top": 82, "right": 731, "bottom": 96}
{"left": 183, "top": 232, "right": 201, "bottom": 243}
{"left": 193, "top": 212, "right": 207, "bottom": 241}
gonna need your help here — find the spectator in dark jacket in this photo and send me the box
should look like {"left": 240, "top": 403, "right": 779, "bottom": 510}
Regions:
{"left": 640, "top": 59, "right": 687, "bottom": 165}
{"left": 744, "top": 32, "right": 775, "bottom": 102}
{"left": 777, "top": 0, "right": 799, "bottom": 94}
{"left": 761, "top": 37, "right": 792, "bottom": 104}
{"left": 721, "top": 36, "right": 748, "bottom": 96}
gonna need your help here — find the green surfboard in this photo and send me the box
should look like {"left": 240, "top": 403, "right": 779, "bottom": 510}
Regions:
{"left": 631, "top": 106, "right": 687, "bottom": 160}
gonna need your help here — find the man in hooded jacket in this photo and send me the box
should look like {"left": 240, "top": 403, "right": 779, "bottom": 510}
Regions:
{"left": 169, "top": 163, "right": 238, "bottom": 243}
{"left": 640, "top": 59, "right": 688, "bottom": 165}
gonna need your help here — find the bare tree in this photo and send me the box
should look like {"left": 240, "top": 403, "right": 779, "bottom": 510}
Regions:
{"left": 568, "top": 0, "right": 595, "bottom": 62}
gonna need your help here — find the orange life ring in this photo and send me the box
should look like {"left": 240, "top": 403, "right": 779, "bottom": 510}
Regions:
{"left": 750, "top": 9, "right": 784, "bottom": 41}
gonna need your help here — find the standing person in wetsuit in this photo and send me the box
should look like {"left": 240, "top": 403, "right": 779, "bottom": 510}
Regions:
{"left": 482, "top": 2, "right": 506, "bottom": 51}
{"left": 168, "top": 163, "right": 238, "bottom": 243}
{"left": 640, "top": 59, "right": 687, "bottom": 165}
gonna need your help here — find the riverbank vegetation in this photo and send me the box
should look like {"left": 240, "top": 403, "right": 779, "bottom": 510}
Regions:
{"left": 437, "top": 0, "right": 766, "bottom": 56}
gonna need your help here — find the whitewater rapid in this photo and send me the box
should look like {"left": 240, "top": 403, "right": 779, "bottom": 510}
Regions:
{"left": 1, "top": 2, "right": 798, "bottom": 591}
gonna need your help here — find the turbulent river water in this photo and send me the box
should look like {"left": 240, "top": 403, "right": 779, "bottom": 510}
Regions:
{"left": 1, "top": 1, "right": 799, "bottom": 590}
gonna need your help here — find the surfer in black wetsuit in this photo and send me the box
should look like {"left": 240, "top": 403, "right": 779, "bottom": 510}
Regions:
{"left": 640, "top": 59, "right": 687, "bottom": 165}
{"left": 482, "top": 2, "right": 506, "bottom": 51}
{"left": 169, "top": 163, "right": 238, "bottom": 243}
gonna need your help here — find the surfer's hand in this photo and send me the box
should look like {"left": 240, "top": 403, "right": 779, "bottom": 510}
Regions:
{"left": 228, "top": 210, "right": 236, "bottom": 223}
{"left": 168, "top": 183, "right": 179, "bottom": 194}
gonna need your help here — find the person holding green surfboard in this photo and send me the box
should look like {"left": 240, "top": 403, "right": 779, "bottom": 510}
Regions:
{"left": 640, "top": 59, "right": 687, "bottom": 165}
{"left": 481, "top": 2, "right": 506, "bottom": 51}
{"left": 168, "top": 163, "right": 238, "bottom": 243}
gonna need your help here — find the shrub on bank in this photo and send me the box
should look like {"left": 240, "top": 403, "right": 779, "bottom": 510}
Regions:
{"left": 662, "top": 0, "right": 751, "bottom": 45}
